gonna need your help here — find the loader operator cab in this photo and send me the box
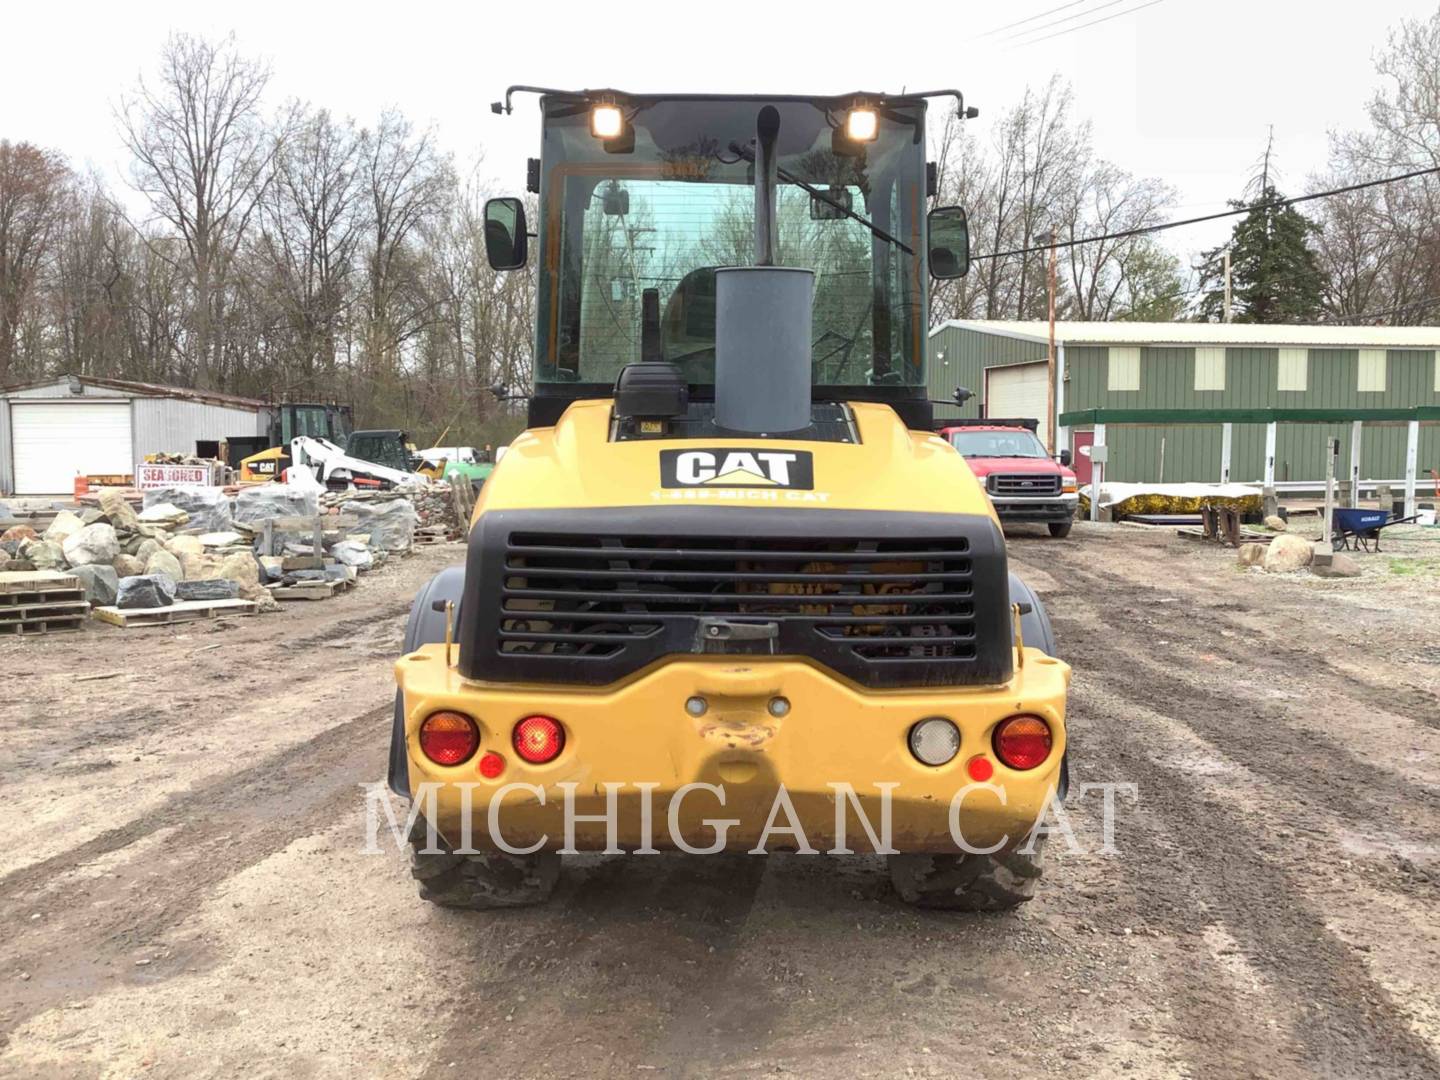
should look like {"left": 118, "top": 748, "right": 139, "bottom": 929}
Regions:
{"left": 483, "top": 89, "right": 972, "bottom": 429}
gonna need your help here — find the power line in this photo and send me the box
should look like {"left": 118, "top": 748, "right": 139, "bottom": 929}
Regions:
{"left": 996, "top": 0, "right": 1117, "bottom": 42}
{"left": 978, "top": 0, "right": 1092, "bottom": 38}
{"left": 1002, "top": 0, "right": 1133, "bottom": 43}
{"left": 1320, "top": 293, "right": 1440, "bottom": 323}
{"left": 1010, "top": 0, "right": 1167, "bottom": 47}
{"left": 972, "top": 164, "right": 1440, "bottom": 262}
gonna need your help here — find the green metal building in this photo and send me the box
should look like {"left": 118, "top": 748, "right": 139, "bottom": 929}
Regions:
{"left": 928, "top": 320, "right": 1440, "bottom": 499}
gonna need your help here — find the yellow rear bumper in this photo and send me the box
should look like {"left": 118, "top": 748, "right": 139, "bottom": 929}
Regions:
{"left": 395, "top": 648, "right": 1069, "bottom": 853}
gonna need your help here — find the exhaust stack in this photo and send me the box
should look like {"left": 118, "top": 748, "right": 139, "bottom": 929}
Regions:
{"left": 714, "top": 106, "right": 814, "bottom": 435}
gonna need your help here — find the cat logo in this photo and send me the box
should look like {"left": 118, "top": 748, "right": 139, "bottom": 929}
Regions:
{"left": 660, "top": 448, "right": 814, "bottom": 490}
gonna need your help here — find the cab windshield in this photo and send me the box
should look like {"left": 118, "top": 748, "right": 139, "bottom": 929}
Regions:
{"left": 950, "top": 430, "right": 1049, "bottom": 459}
{"left": 535, "top": 96, "right": 927, "bottom": 391}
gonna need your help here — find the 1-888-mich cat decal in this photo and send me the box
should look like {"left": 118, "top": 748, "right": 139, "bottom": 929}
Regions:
{"left": 660, "top": 448, "right": 814, "bottom": 490}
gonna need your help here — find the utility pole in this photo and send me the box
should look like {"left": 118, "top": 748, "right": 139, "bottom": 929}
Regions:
{"left": 1036, "top": 230, "right": 1059, "bottom": 454}
{"left": 1222, "top": 248, "right": 1233, "bottom": 323}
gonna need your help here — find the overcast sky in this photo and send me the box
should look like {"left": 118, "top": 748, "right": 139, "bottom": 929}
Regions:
{"left": 5, "top": 0, "right": 1436, "bottom": 271}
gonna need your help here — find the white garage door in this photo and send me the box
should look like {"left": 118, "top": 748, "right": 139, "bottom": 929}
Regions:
{"left": 986, "top": 362, "right": 1050, "bottom": 449}
{"left": 10, "top": 402, "right": 132, "bottom": 495}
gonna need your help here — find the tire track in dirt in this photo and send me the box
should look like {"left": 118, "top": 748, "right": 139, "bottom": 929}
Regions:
{"left": 1025, "top": 539, "right": 1440, "bottom": 721}
{"left": 418, "top": 854, "right": 776, "bottom": 1078}
{"left": 1035, "top": 558, "right": 1440, "bottom": 1080}
{"left": 0, "top": 704, "right": 391, "bottom": 1045}
{"left": 1064, "top": 666, "right": 1440, "bottom": 1078}
{"left": 1026, "top": 548, "right": 1440, "bottom": 843}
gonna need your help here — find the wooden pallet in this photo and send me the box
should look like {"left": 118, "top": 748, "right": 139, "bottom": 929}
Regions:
{"left": 0, "top": 570, "right": 81, "bottom": 597}
{"left": 0, "top": 610, "right": 86, "bottom": 635}
{"left": 90, "top": 597, "right": 257, "bottom": 628}
{"left": 0, "top": 598, "right": 90, "bottom": 623}
{"left": 267, "top": 578, "right": 355, "bottom": 601}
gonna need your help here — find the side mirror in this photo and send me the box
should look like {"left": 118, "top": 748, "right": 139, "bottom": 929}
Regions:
{"left": 953, "top": 386, "right": 973, "bottom": 406}
{"left": 1059, "top": 449, "right": 1072, "bottom": 467}
{"left": 928, "top": 205, "right": 970, "bottom": 280}
{"left": 483, "top": 197, "right": 527, "bottom": 271}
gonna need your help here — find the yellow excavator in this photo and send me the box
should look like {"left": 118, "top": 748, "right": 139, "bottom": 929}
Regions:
{"left": 389, "top": 87, "right": 1070, "bottom": 911}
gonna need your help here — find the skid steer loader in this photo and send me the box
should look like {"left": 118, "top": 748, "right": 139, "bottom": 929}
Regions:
{"left": 389, "top": 87, "right": 1070, "bottom": 910}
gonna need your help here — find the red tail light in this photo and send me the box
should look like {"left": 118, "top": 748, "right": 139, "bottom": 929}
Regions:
{"left": 994, "top": 715, "right": 1052, "bottom": 770}
{"left": 419, "top": 711, "right": 479, "bottom": 766}
{"left": 513, "top": 715, "right": 565, "bottom": 764}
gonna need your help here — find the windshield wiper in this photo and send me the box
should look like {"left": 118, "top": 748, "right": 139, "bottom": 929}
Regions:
{"left": 724, "top": 142, "right": 914, "bottom": 256}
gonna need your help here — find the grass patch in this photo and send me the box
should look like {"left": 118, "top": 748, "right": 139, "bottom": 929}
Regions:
{"left": 1387, "top": 557, "right": 1440, "bottom": 577}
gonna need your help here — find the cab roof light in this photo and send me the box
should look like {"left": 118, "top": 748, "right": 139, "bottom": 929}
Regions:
{"left": 846, "top": 107, "right": 879, "bottom": 143}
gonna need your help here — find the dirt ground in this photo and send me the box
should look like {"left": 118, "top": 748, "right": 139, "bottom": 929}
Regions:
{"left": 1, "top": 522, "right": 1438, "bottom": 1080}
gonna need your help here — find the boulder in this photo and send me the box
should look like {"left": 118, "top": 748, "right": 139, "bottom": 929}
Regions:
{"left": 23, "top": 539, "right": 68, "bottom": 570}
{"left": 1263, "top": 533, "right": 1314, "bottom": 573}
{"left": 331, "top": 540, "right": 373, "bottom": 569}
{"left": 166, "top": 535, "right": 204, "bottom": 558}
{"left": 6, "top": 559, "right": 35, "bottom": 572}
{"left": 97, "top": 488, "right": 140, "bottom": 529}
{"left": 72, "top": 564, "right": 119, "bottom": 606}
{"left": 0, "top": 550, "right": 9, "bottom": 572}
{"left": 62, "top": 523, "right": 120, "bottom": 568}
{"left": 1312, "top": 552, "right": 1362, "bottom": 579}
{"left": 1262, "top": 515, "right": 1287, "bottom": 532}
{"left": 79, "top": 508, "right": 105, "bottom": 525}
{"left": 145, "top": 549, "right": 185, "bottom": 582}
{"left": 135, "top": 538, "right": 162, "bottom": 563}
{"left": 244, "top": 584, "right": 281, "bottom": 613}
{"left": 1, "top": 524, "right": 38, "bottom": 544}
{"left": 1236, "top": 543, "right": 1266, "bottom": 567}
{"left": 112, "top": 553, "right": 147, "bottom": 578}
{"left": 43, "top": 511, "right": 85, "bottom": 544}
{"left": 258, "top": 555, "right": 285, "bottom": 582}
{"left": 199, "top": 531, "right": 245, "bottom": 548}
{"left": 116, "top": 573, "right": 176, "bottom": 609}
{"left": 180, "top": 552, "right": 225, "bottom": 581}
{"left": 218, "top": 552, "right": 261, "bottom": 589}
{"left": 138, "top": 502, "right": 190, "bottom": 526}
{"left": 176, "top": 578, "right": 240, "bottom": 601}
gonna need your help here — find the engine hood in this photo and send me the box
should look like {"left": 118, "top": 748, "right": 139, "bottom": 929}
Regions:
{"left": 474, "top": 400, "right": 996, "bottom": 519}
{"left": 963, "top": 456, "right": 1073, "bottom": 480}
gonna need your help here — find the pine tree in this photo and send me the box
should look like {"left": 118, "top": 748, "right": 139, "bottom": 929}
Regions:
{"left": 1198, "top": 137, "right": 1328, "bottom": 323}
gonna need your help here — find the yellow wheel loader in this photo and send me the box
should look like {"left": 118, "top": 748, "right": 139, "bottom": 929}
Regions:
{"left": 390, "top": 87, "right": 1070, "bottom": 910}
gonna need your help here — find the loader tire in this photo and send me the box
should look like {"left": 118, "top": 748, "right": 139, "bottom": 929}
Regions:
{"left": 407, "top": 818, "right": 559, "bottom": 909}
{"left": 887, "top": 838, "right": 1046, "bottom": 912}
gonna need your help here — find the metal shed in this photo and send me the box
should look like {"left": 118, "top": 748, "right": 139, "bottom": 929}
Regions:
{"left": 928, "top": 321, "right": 1440, "bottom": 490}
{"left": 0, "top": 375, "right": 269, "bottom": 496}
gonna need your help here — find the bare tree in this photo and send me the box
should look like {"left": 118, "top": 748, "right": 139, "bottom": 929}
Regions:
{"left": 255, "top": 105, "right": 364, "bottom": 394}
{"left": 359, "top": 110, "right": 452, "bottom": 388}
{"left": 0, "top": 141, "right": 69, "bottom": 382}
{"left": 118, "top": 33, "right": 275, "bottom": 388}
{"left": 929, "top": 79, "right": 1179, "bottom": 324}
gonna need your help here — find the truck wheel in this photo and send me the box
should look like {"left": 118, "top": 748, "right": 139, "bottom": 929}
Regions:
{"left": 407, "top": 818, "right": 559, "bottom": 909}
{"left": 887, "top": 839, "right": 1047, "bottom": 911}
{"left": 1047, "top": 521, "right": 1073, "bottom": 538}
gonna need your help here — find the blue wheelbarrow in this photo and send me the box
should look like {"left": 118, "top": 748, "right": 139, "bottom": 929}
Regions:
{"left": 1330, "top": 507, "right": 1419, "bottom": 552}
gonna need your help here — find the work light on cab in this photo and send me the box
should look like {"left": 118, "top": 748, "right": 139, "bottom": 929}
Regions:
{"left": 591, "top": 104, "right": 624, "bottom": 140}
{"left": 846, "top": 106, "right": 879, "bottom": 142}
{"left": 994, "top": 716, "right": 1052, "bottom": 770}
{"left": 419, "top": 711, "right": 479, "bottom": 767}
{"left": 513, "top": 715, "right": 565, "bottom": 764}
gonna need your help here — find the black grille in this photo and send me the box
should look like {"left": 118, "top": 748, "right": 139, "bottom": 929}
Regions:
{"left": 460, "top": 508, "right": 1013, "bottom": 689}
{"left": 989, "top": 474, "right": 1061, "bottom": 497}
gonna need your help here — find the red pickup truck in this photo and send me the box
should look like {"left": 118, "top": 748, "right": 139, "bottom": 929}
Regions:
{"left": 939, "top": 419, "right": 1079, "bottom": 538}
